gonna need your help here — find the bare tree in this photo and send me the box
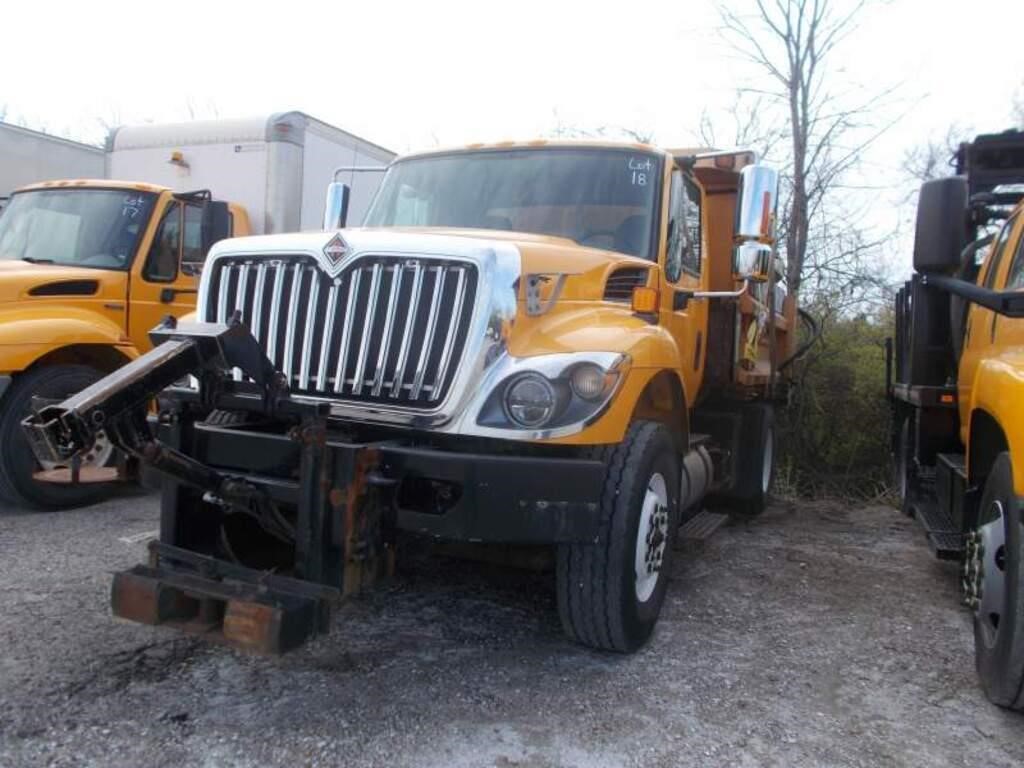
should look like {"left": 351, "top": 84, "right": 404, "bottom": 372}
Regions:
{"left": 717, "top": 0, "right": 890, "bottom": 297}
{"left": 902, "top": 125, "right": 968, "bottom": 185}
{"left": 95, "top": 108, "right": 124, "bottom": 144}
{"left": 697, "top": 93, "right": 788, "bottom": 162}
{"left": 549, "top": 110, "right": 656, "bottom": 144}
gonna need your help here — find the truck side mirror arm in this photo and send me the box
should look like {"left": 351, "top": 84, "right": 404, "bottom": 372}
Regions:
{"left": 674, "top": 282, "right": 748, "bottom": 311}
{"left": 922, "top": 273, "right": 1024, "bottom": 318}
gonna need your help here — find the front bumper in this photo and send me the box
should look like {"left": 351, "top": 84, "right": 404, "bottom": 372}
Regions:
{"left": 384, "top": 445, "right": 603, "bottom": 543}
{"left": 182, "top": 416, "right": 606, "bottom": 545}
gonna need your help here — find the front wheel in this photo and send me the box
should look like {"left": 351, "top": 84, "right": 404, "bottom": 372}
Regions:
{"left": 0, "top": 364, "right": 117, "bottom": 510}
{"left": 556, "top": 421, "right": 681, "bottom": 653}
{"left": 967, "top": 453, "right": 1024, "bottom": 711}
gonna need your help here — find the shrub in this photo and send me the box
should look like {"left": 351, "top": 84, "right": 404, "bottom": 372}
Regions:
{"left": 778, "top": 308, "right": 894, "bottom": 499}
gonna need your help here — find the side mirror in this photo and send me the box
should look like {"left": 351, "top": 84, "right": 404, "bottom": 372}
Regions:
{"left": 735, "top": 165, "right": 779, "bottom": 241}
{"left": 201, "top": 200, "right": 231, "bottom": 257}
{"left": 913, "top": 176, "right": 968, "bottom": 274}
{"left": 323, "top": 182, "right": 350, "bottom": 231}
{"left": 733, "top": 242, "right": 772, "bottom": 283}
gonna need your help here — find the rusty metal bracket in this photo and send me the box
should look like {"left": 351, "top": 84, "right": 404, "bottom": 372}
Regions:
{"left": 111, "top": 542, "right": 340, "bottom": 654}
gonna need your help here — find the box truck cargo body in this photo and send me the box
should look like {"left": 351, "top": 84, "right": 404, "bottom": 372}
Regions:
{"left": 107, "top": 112, "right": 395, "bottom": 235}
{"left": 0, "top": 122, "right": 105, "bottom": 197}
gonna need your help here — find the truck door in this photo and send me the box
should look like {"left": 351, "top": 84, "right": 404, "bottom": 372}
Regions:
{"left": 988, "top": 219, "right": 1024, "bottom": 350}
{"left": 127, "top": 199, "right": 207, "bottom": 350}
{"left": 959, "top": 212, "right": 1022, "bottom": 423}
{"left": 660, "top": 168, "right": 708, "bottom": 401}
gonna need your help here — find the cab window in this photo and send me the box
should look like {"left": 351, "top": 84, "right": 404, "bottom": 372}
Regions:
{"left": 1003, "top": 226, "right": 1024, "bottom": 290}
{"left": 682, "top": 177, "right": 702, "bottom": 275}
{"left": 144, "top": 202, "right": 205, "bottom": 282}
{"left": 364, "top": 149, "right": 662, "bottom": 260}
{"left": 145, "top": 203, "right": 181, "bottom": 282}
{"left": 665, "top": 171, "right": 685, "bottom": 282}
{"left": 182, "top": 204, "right": 205, "bottom": 268}
{"left": 983, "top": 213, "right": 1018, "bottom": 289}
{"left": 665, "top": 171, "right": 702, "bottom": 282}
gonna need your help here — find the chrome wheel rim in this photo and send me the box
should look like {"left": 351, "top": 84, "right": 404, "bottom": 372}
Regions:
{"left": 37, "top": 429, "right": 113, "bottom": 472}
{"left": 635, "top": 472, "right": 669, "bottom": 603}
{"left": 975, "top": 500, "right": 1008, "bottom": 648}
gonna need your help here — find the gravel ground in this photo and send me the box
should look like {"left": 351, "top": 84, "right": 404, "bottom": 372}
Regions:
{"left": 1, "top": 491, "right": 1022, "bottom": 767}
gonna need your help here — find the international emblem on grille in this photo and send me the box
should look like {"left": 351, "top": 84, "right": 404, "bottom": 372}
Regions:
{"left": 323, "top": 234, "right": 350, "bottom": 269}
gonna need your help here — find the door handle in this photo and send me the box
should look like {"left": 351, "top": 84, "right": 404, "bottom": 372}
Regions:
{"left": 159, "top": 288, "right": 198, "bottom": 304}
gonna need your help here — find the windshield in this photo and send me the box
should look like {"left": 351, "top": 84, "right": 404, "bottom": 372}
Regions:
{"left": 0, "top": 188, "right": 157, "bottom": 269}
{"left": 364, "top": 148, "right": 663, "bottom": 260}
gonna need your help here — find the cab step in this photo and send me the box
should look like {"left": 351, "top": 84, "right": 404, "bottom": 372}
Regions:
{"left": 911, "top": 500, "right": 964, "bottom": 561}
{"left": 677, "top": 509, "right": 728, "bottom": 544}
{"left": 927, "top": 532, "right": 965, "bottom": 560}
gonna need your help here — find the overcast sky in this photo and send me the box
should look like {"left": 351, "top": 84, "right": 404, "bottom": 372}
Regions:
{"left": 3, "top": 0, "right": 1022, "bottom": 269}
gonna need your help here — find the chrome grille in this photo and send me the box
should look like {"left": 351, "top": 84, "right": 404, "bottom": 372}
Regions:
{"left": 205, "top": 255, "right": 478, "bottom": 408}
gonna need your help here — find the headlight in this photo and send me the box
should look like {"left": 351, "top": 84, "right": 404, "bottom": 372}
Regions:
{"left": 474, "top": 352, "right": 629, "bottom": 436}
{"left": 504, "top": 374, "right": 556, "bottom": 427}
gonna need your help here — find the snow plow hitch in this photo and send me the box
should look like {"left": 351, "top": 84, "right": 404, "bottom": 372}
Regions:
{"left": 21, "top": 317, "right": 281, "bottom": 471}
{"left": 19, "top": 317, "right": 387, "bottom": 654}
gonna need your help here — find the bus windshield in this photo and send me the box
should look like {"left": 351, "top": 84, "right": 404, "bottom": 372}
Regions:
{"left": 363, "top": 148, "right": 663, "bottom": 260}
{"left": 0, "top": 188, "right": 156, "bottom": 270}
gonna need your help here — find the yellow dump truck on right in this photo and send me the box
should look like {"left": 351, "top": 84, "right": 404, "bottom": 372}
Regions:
{"left": 891, "top": 129, "right": 1024, "bottom": 710}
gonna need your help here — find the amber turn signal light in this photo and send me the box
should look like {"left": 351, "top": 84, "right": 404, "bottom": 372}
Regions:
{"left": 631, "top": 287, "right": 659, "bottom": 314}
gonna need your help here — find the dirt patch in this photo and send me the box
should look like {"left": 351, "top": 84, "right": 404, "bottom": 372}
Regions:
{"left": 0, "top": 494, "right": 1021, "bottom": 767}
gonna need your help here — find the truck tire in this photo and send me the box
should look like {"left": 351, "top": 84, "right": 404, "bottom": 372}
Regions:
{"left": 970, "top": 453, "right": 1024, "bottom": 711}
{"left": 0, "top": 364, "right": 116, "bottom": 510}
{"left": 730, "top": 403, "right": 776, "bottom": 517}
{"left": 556, "top": 421, "right": 681, "bottom": 653}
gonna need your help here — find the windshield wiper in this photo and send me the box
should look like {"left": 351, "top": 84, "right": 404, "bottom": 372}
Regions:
{"left": 21, "top": 257, "right": 56, "bottom": 264}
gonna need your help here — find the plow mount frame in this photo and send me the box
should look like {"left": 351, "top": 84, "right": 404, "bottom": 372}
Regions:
{"left": 22, "top": 318, "right": 389, "bottom": 654}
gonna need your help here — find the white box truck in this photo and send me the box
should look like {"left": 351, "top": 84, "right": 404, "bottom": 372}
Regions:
{"left": 106, "top": 112, "right": 395, "bottom": 234}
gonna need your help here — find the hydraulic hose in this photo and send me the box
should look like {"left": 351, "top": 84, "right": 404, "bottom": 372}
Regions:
{"left": 777, "top": 308, "right": 821, "bottom": 372}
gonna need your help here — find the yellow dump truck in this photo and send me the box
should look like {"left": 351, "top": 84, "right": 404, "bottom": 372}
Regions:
{"left": 891, "top": 129, "right": 1024, "bottom": 710}
{"left": 26, "top": 141, "right": 802, "bottom": 653}
{"left": 0, "top": 180, "right": 248, "bottom": 507}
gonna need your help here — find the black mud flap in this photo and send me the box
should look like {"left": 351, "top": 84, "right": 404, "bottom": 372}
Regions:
{"left": 111, "top": 542, "right": 340, "bottom": 654}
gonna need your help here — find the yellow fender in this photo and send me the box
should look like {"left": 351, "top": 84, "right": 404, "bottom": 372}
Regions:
{"left": 0, "top": 305, "right": 138, "bottom": 374}
{"left": 508, "top": 305, "right": 685, "bottom": 369}
{"left": 969, "top": 354, "right": 1024, "bottom": 494}
{"left": 511, "top": 306, "right": 688, "bottom": 445}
